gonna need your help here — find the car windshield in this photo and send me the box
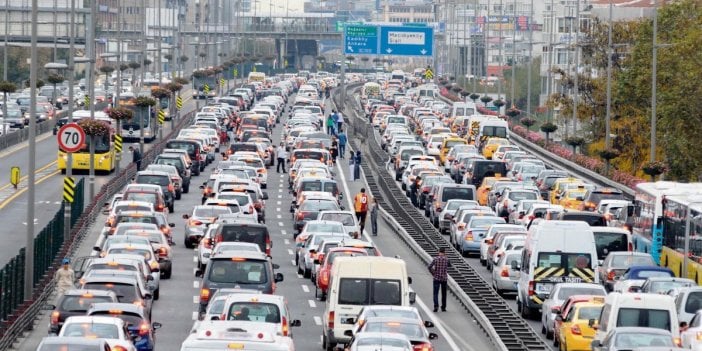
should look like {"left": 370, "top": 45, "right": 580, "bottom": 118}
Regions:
{"left": 62, "top": 323, "right": 120, "bottom": 339}
{"left": 114, "top": 204, "right": 151, "bottom": 213}
{"left": 356, "top": 337, "right": 409, "bottom": 347}
{"left": 136, "top": 175, "right": 168, "bottom": 186}
{"left": 226, "top": 302, "right": 280, "bottom": 323}
{"left": 117, "top": 215, "right": 156, "bottom": 224}
{"left": 123, "top": 193, "right": 157, "bottom": 204}
{"left": 509, "top": 191, "right": 538, "bottom": 201}
{"left": 207, "top": 259, "right": 268, "bottom": 284}
{"left": 89, "top": 311, "right": 143, "bottom": 327}
{"left": 446, "top": 201, "right": 478, "bottom": 211}
{"left": 59, "top": 295, "right": 114, "bottom": 312}
{"left": 471, "top": 217, "right": 505, "bottom": 228}
{"left": 215, "top": 243, "right": 261, "bottom": 254}
{"left": 217, "top": 193, "right": 250, "bottom": 206}
{"left": 442, "top": 187, "right": 474, "bottom": 202}
{"left": 306, "top": 223, "right": 344, "bottom": 234}
{"left": 614, "top": 331, "right": 673, "bottom": 347}
{"left": 300, "top": 200, "right": 338, "bottom": 211}
{"left": 107, "top": 248, "right": 153, "bottom": 260}
{"left": 557, "top": 287, "right": 605, "bottom": 300}
{"left": 649, "top": 280, "right": 694, "bottom": 294}
{"left": 364, "top": 321, "right": 425, "bottom": 339}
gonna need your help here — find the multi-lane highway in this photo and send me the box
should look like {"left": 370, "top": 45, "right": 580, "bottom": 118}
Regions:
{"left": 15, "top": 90, "right": 497, "bottom": 350}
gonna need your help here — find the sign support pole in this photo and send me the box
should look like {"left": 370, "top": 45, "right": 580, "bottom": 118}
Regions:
{"left": 64, "top": 0, "right": 76, "bottom": 241}
{"left": 340, "top": 29, "right": 346, "bottom": 106}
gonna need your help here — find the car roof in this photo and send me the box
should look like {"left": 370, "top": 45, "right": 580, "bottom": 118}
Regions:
{"left": 208, "top": 251, "right": 269, "bottom": 261}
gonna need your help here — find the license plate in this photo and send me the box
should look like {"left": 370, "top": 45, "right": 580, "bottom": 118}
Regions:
{"left": 536, "top": 283, "right": 552, "bottom": 294}
{"left": 225, "top": 332, "right": 250, "bottom": 339}
{"left": 513, "top": 282, "right": 519, "bottom": 288}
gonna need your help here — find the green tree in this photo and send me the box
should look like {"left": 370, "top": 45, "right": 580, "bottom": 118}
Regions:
{"left": 503, "top": 57, "right": 541, "bottom": 110}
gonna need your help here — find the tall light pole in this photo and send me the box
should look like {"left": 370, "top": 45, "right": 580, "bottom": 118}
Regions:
{"left": 526, "top": 0, "right": 533, "bottom": 116}
{"left": 25, "top": 0, "right": 39, "bottom": 298}
{"left": 545, "top": 0, "right": 555, "bottom": 122}
{"left": 65, "top": 0, "right": 76, "bottom": 242}
{"left": 88, "top": 0, "right": 97, "bottom": 201}
{"left": 604, "top": 0, "right": 613, "bottom": 174}
{"left": 4, "top": 0, "right": 9, "bottom": 82}
{"left": 482, "top": 0, "right": 490, "bottom": 97}
{"left": 572, "top": 0, "right": 580, "bottom": 136}
{"left": 650, "top": 0, "right": 659, "bottom": 164}
{"left": 497, "top": 0, "right": 503, "bottom": 101}
{"left": 510, "top": 0, "right": 516, "bottom": 107}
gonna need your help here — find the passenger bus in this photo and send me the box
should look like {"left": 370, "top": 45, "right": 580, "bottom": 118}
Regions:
{"left": 119, "top": 97, "right": 157, "bottom": 142}
{"left": 142, "top": 78, "right": 161, "bottom": 89}
{"left": 248, "top": 72, "right": 265, "bottom": 83}
{"left": 659, "top": 192, "right": 702, "bottom": 283}
{"left": 57, "top": 111, "right": 116, "bottom": 173}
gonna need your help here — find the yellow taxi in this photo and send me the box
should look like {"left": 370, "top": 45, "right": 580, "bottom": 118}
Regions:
{"left": 481, "top": 137, "right": 510, "bottom": 159}
{"left": 549, "top": 178, "right": 584, "bottom": 204}
{"left": 439, "top": 137, "right": 468, "bottom": 165}
{"left": 477, "top": 176, "right": 511, "bottom": 206}
{"left": 558, "top": 186, "right": 589, "bottom": 210}
{"left": 557, "top": 301, "right": 603, "bottom": 351}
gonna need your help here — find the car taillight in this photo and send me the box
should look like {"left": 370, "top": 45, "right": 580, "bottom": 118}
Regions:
{"left": 413, "top": 343, "right": 433, "bottom": 351}
{"left": 190, "top": 219, "right": 203, "bottom": 226}
{"left": 156, "top": 204, "right": 165, "bottom": 211}
{"left": 500, "top": 267, "right": 509, "bottom": 277}
{"left": 607, "top": 270, "right": 615, "bottom": 281}
{"left": 570, "top": 324, "right": 581, "bottom": 335}
{"left": 457, "top": 223, "right": 466, "bottom": 230}
{"left": 464, "top": 231, "right": 473, "bottom": 241}
{"left": 168, "top": 184, "right": 174, "bottom": 192}
{"left": 149, "top": 261, "right": 159, "bottom": 271}
{"left": 139, "top": 322, "right": 150, "bottom": 336}
{"left": 266, "top": 236, "right": 271, "bottom": 256}
{"left": 528, "top": 281, "right": 535, "bottom": 296}
{"left": 200, "top": 288, "right": 210, "bottom": 303}
{"left": 158, "top": 247, "right": 168, "bottom": 257}
{"left": 282, "top": 316, "right": 289, "bottom": 336}
{"left": 50, "top": 311, "right": 60, "bottom": 325}
{"left": 628, "top": 242, "right": 633, "bottom": 251}
{"left": 328, "top": 311, "right": 334, "bottom": 329}
{"left": 321, "top": 271, "right": 329, "bottom": 286}
{"left": 161, "top": 226, "right": 171, "bottom": 235}
{"left": 112, "top": 346, "right": 128, "bottom": 351}
{"left": 297, "top": 212, "right": 306, "bottom": 220}
{"left": 421, "top": 186, "right": 430, "bottom": 193}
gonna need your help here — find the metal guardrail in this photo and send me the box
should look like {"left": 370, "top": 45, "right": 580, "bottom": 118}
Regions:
{"left": 0, "top": 110, "right": 67, "bottom": 152}
{"left": 0, "top": 111, "right": 195, "bottom": 350}
{"left": 335, "top": 84, "right": 549, "bottom": 351}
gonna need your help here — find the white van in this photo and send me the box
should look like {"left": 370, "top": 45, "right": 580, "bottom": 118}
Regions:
{"left": 477, "top": 118, "right": 509, "bottom": 146}
{"left": 322, "top": 256, "right": 415, "bottom": 350}
{"left": 466, "top": 115, "right": 492, "bottom": 144}
{"left": 592, "top": 292, "right": 679, "bottom": 347}
{"left": 451, "top": 101, "right": 477, "bottom": 118}
{"left": 517, "top": 221, "right": 599, "bottom": 318}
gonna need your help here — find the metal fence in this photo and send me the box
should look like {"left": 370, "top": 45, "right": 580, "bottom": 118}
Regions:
{"left": 0, "top": 110, "right": 195, "bottom": 349}
{"left": 0, "top": 114, "right": 63, "bottom": 152}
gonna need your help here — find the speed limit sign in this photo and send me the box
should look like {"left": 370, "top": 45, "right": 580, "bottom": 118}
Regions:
{"left": 57, "top": 123, "right": 86, "bottom": 153}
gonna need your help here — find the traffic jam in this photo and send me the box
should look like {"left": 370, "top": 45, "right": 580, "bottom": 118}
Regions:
{"left": 362, "top": 69, "right": 700, "bottom": 351}
{"left": 36, "top": 67, "right": 702, "bottom": 351}
{"left": 38, "top": 70, "right": 444, "bottom": 351}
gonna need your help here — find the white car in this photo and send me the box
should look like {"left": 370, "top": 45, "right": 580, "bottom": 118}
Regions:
{"left": 59, "top": 316, "right": 137, "bottom": 351}
{"left": 348, "top": 332, "right": 413, "bottom": 351}
{"left": 479, "top": 224, "right": 527, "bottom": 266}
{"left": 317, "top": 210, "right": 361, "bottom": 238}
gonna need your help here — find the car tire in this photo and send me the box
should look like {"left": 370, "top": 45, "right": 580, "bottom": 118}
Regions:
{"left": 303, "top": 267, "right": 311, "bottom": 279}
{"left": 322, "top": 334, "right": 335, "bottom": 351}
{"left": 154, "top": 288, "right": 160, "bottom": 300}
{"left": 168, "top": 203, "right": 175, "bottom": 213}
{"left": 183, "top": 184, "right": 190, "bottom": 193}
{"left": 163, "top": 267, "right": 172, "bottom": 279}
{"left": 184, "top": 240, "right": 193, "bottom": 249}
{"left": 175, "top": 191, "right": 182, "bottom": 200}
{"left": 480, "top": 258, "right": 486, "bottom": 266}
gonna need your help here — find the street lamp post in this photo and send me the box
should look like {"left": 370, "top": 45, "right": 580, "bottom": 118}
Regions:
{"left": 64, "top": 0, "right": 76, "bottom": 241}
{"left": 25, "top": 0, "right": 39, "bottom": 298}
{"left": 572, "top": 0, "right": 580, "bottom": 136}
{"left": 604, "top": 0, "right": 613, "bottom": 174}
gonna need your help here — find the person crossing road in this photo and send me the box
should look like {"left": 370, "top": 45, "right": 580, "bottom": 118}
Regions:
{"left": 354, "top": 188, "right": 369, "bottom": 235}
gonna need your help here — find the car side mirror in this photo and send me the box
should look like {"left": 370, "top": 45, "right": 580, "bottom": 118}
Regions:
{"left": 210, "top": 316, "right": 220, "bottom": 321}
{"left": 555, "top": 315, "right": 563, "bottom": 322}
{"left": 340, "top": 205, "right": 345, "bottom": 211}
{"left": 343, "top": 330, "right": 354, "bottom": 337}
{"left": 199, "top": 185, "right": 205, "bottom": 189}
{"left": 274, "top": 272, "right": 284, "bottom": 283}
{"left": 152, "top": 322, "right": 162, "bottom": 330}
{"left": 169, "top": 223, "right": 175, "bottom": 227}
{"left": 290, "top": 319, "right": 302, "bottom": 327}
{"left": 409, "top": 291, "right": 417, "bottom": 304}
{"left": 262, "top": 192, "right": 269, "bottom": 200}
{"left": 195, "top": 269, "right": 203, "bottom": 278}
{"left": 424, "top": 320, "right": 434, "bottom": 328}
{"left": 407, "top": 277, "right": 412, "bottom": 284}
{"left": 588, "top": 319, "right": 598, "bottom": 329}
{"left": 93, "top": 246, "right": 102, "bottom": 252}
{"left": 43, "top": 304, "right": 57, "bottom": 310}
{"left": 182, "top": 214, "right": 190, "bottom": 219}
{"left": 428, "top": 332, "right": 439, "bottom": 340}
{"left": 591, "top": 340, "right": 602, "bottom": 349}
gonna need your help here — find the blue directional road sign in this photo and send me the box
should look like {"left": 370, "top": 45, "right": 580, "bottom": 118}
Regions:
{"left": 379, "top": 26, "right": 434, "bottom": 57}
{"left": 344, "top": 25, "right": 379, "bottom": 55}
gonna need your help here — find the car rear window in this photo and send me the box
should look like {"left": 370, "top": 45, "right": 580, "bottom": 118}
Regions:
{"left": 441, "top": 187, "right": 474, "bottom": 202}
{"left": 616, "top": 308, "right": 671, "bottom": 331}
{"left": 218, "top": 225, "right": 267, "bottom": 248}
{"left": 122, "top": 192, "right": 157, "bottom": 204}
{"left": 562, "top": 214, "right": 606, "bottom": 226}
{"left": 59, "top": 295, "right": 114, "bottom": 312}
{"left": 82, "top": 282, "right": 137, "bottom": 303}
{"left": 338, "top": 278, "right": 401, "bottom": 305}
{"left": 207, "top": 259, "right": 268, "bottom": 284}
{"left": 135, "top": 175, "right": 169, "bottom": 186}
{"left": 594, "top": 232, "right": 629, "bottom": 260}
{"left": 226, "top": 302, "right": 280, "bottom": 322}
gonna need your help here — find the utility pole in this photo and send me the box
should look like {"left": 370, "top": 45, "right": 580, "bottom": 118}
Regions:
{"left": 526, "top": 0, "right": 533, "bottom": 116}
{"left": 604, "top": 0, "right": 613, "bottom": 174}
{"left": 650, "top": 0, "right": 658, "bottom": 163}
{"left": 3, "top": 0, "right": 8, "bottom": 82}
{"left": 88, "top": 0, "right": 97, "bottom": 200}
{"left": 497, "top": 0, "right": 503, "bottom": 101}
{"left": 572, "top": 0, "right": 580, "bottom": 137}
{"left": 115, "top": 0, "right": 122, "bottom": 173}
{"left": 25, "top": 0, "right": 39, "bottom": 298}
{"left": 483, "top": 0, "right": 490, "bottom": 97}
{"left": 64, "top": 0, "right": 76, "bottom": 242}
{"left": 157, "top": 0, "right": 163, "bottom": 140}
{"left": 545, "top": 0, "right": 554, "bottom": 122}
{"left": 139, "top": 0, "right": 146, "bottom": 157}
{"left": 510, "top": 0, "right": 516, "bottom": 107}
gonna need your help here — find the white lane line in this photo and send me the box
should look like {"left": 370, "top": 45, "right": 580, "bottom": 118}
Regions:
{"left": 192, "top": 256, "right": 198, "bottom": 263}
{"left": 278, "top": 222, "right": 284, "bottom": 227}
{"left": 302, "top": 285, "right": 310, "bottom": 293}
{"left": 284, "top": 239, "right": 290, "bottom": 245}
{"left": 287, "top": 249, "right": 294, "bottom": 255}
{"left": 291, "top": 259, "right": 296, "bottom": 266}
{"left": 336, "top": 151, "right": 466, "bottom": 351}
{"left": 277, "top": 194, "right": 282, "bottom": 199}
{"left": 193, "top": 296, "right": 198, "bottom": 304}
{"left": 278, "top": 188, "right": 283, "bottom": 193}
{"left": 277, "top": 201, "right": 282, "bottom": 205}
{"left": 276, "top": 208, "right": 281, "bottom": 212}
{"left": 276, "top": 214, "right": 282, "bottom": 219}
{"left": 308, "top": 299, "right": 316, "bottom": 308}
{"left": 314, "top": 316, "right": 322, "bottom": 326}
{"left": 281, "top": 230, "right": 287, "bottom": 235}
{"left": 193, "top": 281, "right": 199, "bottom": 289}
{"left": 192, "top": 311, "right": 199, "bottom": 320}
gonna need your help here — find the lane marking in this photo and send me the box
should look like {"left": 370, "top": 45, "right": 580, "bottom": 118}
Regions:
{"left": 284, "top": 239, "right": 290, "bottom": 245}
{"left": 291, "top": 259, "right": 296, "bottom": 266}
{"left": 193, "top": 296, "right": 198, "bottom": 304}
{"left": 278, "top": 222, "right": 284, "bottom": 227}
{"left": 192, "top": 256, "right": 198, "bottom": 263}
{"left": 276, "top": 214, "right": 282, "bottom": 219}
{"left": 276, "top": 208, "right": 281, "bottom": 212}
{"left": 281, "top": 230, "right": 287, "bottom": 236}
{"left": 308, "top": 299, "right": 316, "bottom": 308}
{"left": 277, "top": 201, "right": 282, "bottom": 205}
{"left": 313, "top": 316, "right": 322, "bottom": 326}
{"left": 193, "top": 281, "right": 199, "bottom": 289}
{"left": 192, "top": 311, "right": 199, "bottom": 321}
{"left": 301, "top": 285, "right": 309, "bottom": 293}
{"left": 287, "top": 249, "right": 293, "bottom": 255}
{"left": 0, "top": 169, "right": 60, "bottom": 209}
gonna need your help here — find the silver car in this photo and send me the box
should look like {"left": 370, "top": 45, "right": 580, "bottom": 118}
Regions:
{"left": 182, "top": 205, "right": 232, "bottom": 248}
{"left": 491, "top": 249, "right": 521, "bottom": 295}
{"left": 296, "top": 230, "right": 346, "bottom": 278}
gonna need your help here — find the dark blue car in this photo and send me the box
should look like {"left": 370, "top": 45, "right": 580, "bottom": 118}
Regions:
{"left": 616, "top": 265, "right": 674, "bottom": 293}
{"left": 87, "top": 302, "right": 161, "bottom": 351}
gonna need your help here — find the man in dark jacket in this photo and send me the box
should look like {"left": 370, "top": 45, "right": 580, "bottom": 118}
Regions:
{"left": 129, "top": 144, "right": 142, "bottom": 170}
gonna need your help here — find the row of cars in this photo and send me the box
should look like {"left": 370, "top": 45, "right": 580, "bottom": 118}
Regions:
{"left": 363, "top": 78, "right": 700, "bottom": 350}
{"left": 35, "top": 73, "right": 248, "bottom": 350}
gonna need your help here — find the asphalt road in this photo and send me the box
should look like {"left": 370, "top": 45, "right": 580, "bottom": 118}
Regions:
{"left": 15, "top": 92, "right": 497, "bottom": 351}
{"left": 0, "top": 91, "right": 198, "bottom": 264}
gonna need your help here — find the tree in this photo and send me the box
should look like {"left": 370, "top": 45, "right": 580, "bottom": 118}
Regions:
{"left": 540, "top": 122, "right": 558, "bottom": 143}
{"left": 502, "top": 57, "right": 541, "bottom": 110}
{"left": 520, "top": 117, "right": 536, "bottom": 130}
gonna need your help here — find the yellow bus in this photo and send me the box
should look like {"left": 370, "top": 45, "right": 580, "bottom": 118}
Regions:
{"left": 58, "top": 111, "right": 117, "bottom": 173}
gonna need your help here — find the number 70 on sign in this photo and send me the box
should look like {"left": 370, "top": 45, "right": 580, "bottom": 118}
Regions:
{"left": 57, "top": 123, "right": 86, "bottom": 153}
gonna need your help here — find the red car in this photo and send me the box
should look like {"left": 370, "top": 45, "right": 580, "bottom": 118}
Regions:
{"left": 314, "top": 247, "right": 367, "bottom": 300}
